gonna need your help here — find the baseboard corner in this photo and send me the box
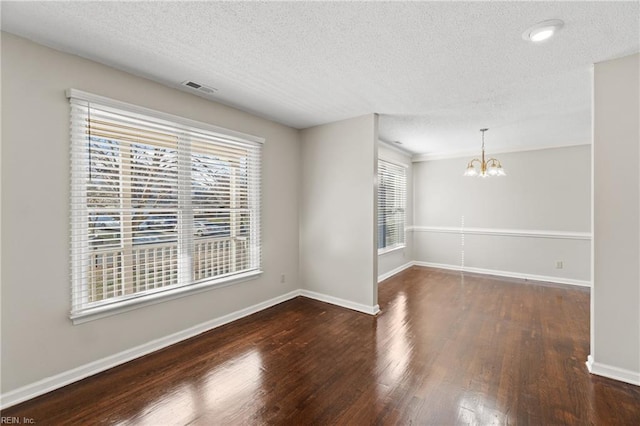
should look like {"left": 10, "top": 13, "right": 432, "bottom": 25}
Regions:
{"left": 377, "top": 261, "right": 414, "bottom": 283}
{"left": 586, "top": 356, "right": 640, "bottom": 386}
{"left": 299, "top": 289, "right": 380, "bottom": 316}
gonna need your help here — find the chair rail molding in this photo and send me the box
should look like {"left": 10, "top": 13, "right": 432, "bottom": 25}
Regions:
{"left": 408, "top": 225, "right": 591, "bottom": 240}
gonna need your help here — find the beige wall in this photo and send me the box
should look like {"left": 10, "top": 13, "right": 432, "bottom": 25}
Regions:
{"left": 299, "top": 115, "right": 378, "bottom": 309}
{"left": 1, "top": 33, "right": 300, "bottom": 393}
{"left": 412, "top": 145, "right": 592, "bottom": 284}
{"left": 591, "top": 53, "right": 640, "bottom": 382}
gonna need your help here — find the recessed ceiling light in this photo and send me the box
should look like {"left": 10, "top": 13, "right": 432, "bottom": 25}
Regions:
{"left": 522, "top": 19, "right": 564, "bottom": 43}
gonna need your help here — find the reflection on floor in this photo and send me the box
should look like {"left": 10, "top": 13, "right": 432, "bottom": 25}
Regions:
{"left": 3, "top": 266, "right": 640, "bottom": 424}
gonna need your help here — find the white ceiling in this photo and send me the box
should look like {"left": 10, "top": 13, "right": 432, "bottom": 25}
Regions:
{"left": 1, "top": 1, "right": 638, "bottom": 155}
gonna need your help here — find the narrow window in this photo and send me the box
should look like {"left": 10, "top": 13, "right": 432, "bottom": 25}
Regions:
{"left": 378, "top": 159, "right": 406, "bottom": 252}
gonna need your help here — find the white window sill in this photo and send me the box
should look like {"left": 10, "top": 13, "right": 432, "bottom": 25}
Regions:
{"left": 378, "top": 244, "right": 406, "bottom": 256}
{"left": 70, "top": 270, "right": 263, "bottom": 325}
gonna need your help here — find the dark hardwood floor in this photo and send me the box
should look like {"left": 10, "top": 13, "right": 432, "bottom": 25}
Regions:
{"left": 3, "top": 266, "right": 640, "bottom": 424}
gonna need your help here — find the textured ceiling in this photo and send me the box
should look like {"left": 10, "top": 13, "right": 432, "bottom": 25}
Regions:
{"left": 1, "top": 1, "right": 638, "bottom": 155}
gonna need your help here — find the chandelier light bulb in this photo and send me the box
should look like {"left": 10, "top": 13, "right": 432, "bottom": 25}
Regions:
{"left": 464, "top": 165, "right": 478, "bottom": 177}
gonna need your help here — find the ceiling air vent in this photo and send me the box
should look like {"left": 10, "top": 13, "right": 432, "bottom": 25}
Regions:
{"left": 181, "top": 80, "right": 217, "bottom": 95}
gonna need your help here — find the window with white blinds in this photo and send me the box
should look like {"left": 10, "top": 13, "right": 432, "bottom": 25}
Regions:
{"left": 378, "top": 159, "right": 407, "bottom": 252}
{"left": 69, "top": 90, "right": 262, "bottom": 321}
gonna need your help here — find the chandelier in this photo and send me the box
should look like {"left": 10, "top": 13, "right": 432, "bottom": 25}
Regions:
{"left": 463, "top": 128, "right": 506, "bottom": 177}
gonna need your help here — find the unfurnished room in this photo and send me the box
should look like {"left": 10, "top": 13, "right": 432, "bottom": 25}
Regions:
{"left": 1, "top": 1, "right": 639, "bottom": 424}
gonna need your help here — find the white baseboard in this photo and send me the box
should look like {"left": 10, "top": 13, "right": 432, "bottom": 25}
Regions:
{"left": 0, "top": 287, "right": 382, "bottom": 410}
{"left": 0, "top": 290, "right": 300, "bottom": 410}
{"left": 586, "top": 355, "right": 640, "bottom": 386}
{"left": 299, "top": 289, "right": 380, "bottom": 315}
{"left": 0, "top": 263, "right": 591, "bottom": 410}
{"left": 378, "top": 262, "right": 414, "bottom": 283}
{"left": 412, "top": 261, "right": 591, "bottom": 288}
{"left": 413, "top": 261, "right": 462, "bottom": 272}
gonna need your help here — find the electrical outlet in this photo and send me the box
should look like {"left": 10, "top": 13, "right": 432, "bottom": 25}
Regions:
{"left": 280, "top": 273, "right": 286, "bottom": 283}
{"left": 556, "top": 261, "right": 564, "bottom": 269}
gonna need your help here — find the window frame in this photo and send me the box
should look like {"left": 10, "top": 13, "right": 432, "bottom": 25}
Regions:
{"left": 377, "top": 158, "right": 407, "bottom": 255}
{"left": 68, "top": 89, "right": 264, "bottom": 324}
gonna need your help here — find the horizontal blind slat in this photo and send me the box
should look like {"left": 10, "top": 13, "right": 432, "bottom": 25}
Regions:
{"left": 378, "top": 159, "right": 407, "bottom": 250}
{"left": 70, "top": 93, "right": 262, "bottom": 317}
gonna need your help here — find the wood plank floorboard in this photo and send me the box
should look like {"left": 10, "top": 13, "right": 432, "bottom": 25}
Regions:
{"left": 3, "top": 266, "right": 640, "bottom": 424}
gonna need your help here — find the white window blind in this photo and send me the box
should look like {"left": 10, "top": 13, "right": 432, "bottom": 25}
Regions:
{"left": 378, "top": 159, "right": 407, "bottom": 252}
{"left": 69, "top": 90, "right": 262, "bottom": 321}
